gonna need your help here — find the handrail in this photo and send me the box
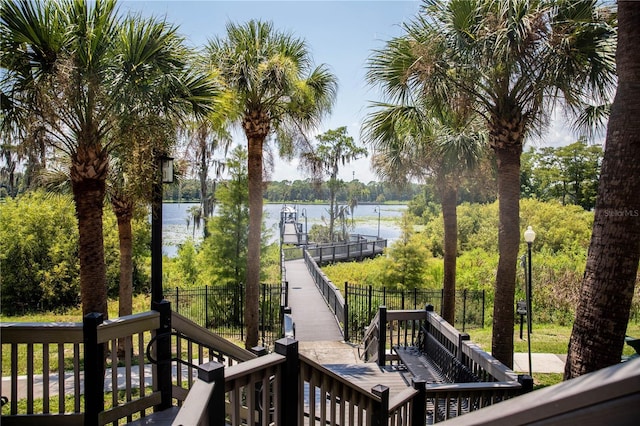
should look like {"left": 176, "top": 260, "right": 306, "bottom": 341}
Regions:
{"left": 303, "top": 249, "right": 346, "bottom": 324}
{"left": 171, "top": 311, "right": 256, "bottom": 364}
{"left": 173, "top": 338, "right": 391, "bottom": 426}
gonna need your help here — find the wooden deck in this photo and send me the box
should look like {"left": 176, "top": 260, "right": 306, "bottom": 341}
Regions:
{"left": 324, "top": 363, "right": 411, "bottom": 399}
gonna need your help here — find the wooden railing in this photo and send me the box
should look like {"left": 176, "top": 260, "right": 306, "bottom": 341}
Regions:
{"left": 2, "top": 302, "right": 534, "bottom": 426}
{"left": 303, "top": 249, "right": 347, "bottom": 333}
{"left": 174, "top": 338, "right": 401, "bottom": 426}
{"left": 361, "top": 305, "right": 533, "bottom": 423}
{"left": 1, "top": 319, "right": 85, "bottom": 424}
{"left": 0, "top": 300, "right": 255, "bottom": 425}
{"left": 305, "top": 235, "right": 387, "bottom": 266}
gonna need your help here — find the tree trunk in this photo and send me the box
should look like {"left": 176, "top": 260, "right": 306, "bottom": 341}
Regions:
{"left": 491, "top": 141, "right": 523, "bottom": 369}
{"left": 441, "top": 182, "right": 458, "bottom": 325}
{"left": 113, "top": 196, "right": 134, "bottom": 357}
{"left": 71, "top": 146, "right": 108, "bottom": 318}
{"left": 243, "top": 111, "right": 270, "bottom": 349}
{"left": 565, "top": 3, "right": 640, "bottom": 379}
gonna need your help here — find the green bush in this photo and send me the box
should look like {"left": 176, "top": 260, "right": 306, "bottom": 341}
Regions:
{"left": 324, "top": 199, "right": 640, "bottom": 326}
{"left": 0, "top": 191, "right": 150, "bottom": 314}
{"left": 0, "top": 192, "right": 80, "bottom": 314}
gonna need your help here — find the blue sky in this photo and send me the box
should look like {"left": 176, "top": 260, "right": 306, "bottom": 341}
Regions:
{"left": 120, "top": 0, "right": 578, "bottom": 183}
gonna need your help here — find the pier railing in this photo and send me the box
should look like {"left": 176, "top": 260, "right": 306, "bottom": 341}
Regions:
{"left": 304, "top": 235, "right": 387, "bottom": 265}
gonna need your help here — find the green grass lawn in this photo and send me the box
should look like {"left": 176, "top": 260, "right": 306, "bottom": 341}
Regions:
{"left": 467, "top": 322, "right": 640, "bottom": 356}
{"left": 466, "top": 322, "right": 640, "bottom": 387}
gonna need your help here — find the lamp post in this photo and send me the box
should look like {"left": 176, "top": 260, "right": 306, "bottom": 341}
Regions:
{"left": 374, "top": 205, "right": 381, "bottom": 238}
{"left": 151, "top": 154, "right": 173, "bottom": 307}
{"left": 301, "top": 208, "right": 308, "bottom": 245}
{"left": 523, "top": 225, "right": 536, "bottom": 378}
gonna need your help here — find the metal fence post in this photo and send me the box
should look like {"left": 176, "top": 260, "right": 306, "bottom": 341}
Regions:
{"left": 482, "top": 290, "right": 486, "bottom": 327}
{"left": 83, "top": 312, "right": 104, "bottom": 426}
{"left": 275, "top": 338, "right": 299, "bottom": 426}
{"left": 462, "top": 289, "right": 468, "bottom": 332}
{"left": 377, "top": 306, "right": 387, "bottom": 367}
{"left": 205, "top": 285, "right": 209, "bottom": 328}
{"left": 261, "top": 284, "right": 266, "bottom": 346}
{"left": 344, "top": 282, "right": 350, "bottom": 342}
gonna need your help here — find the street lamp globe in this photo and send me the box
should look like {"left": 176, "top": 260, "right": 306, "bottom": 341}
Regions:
{"left": 524, "top": 225, "right": 536, "bottom": 244}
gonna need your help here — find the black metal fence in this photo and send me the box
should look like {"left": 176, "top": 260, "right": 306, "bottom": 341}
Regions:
{"left": 164, "top": 283, "right": 284, "bottom": 348}
{"left": 344, "top": 284, "right": 485, "bottom": 342}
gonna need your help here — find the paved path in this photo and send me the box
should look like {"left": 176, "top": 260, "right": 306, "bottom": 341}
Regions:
{"left": 285, "top": 259, "right": 344, "bottom": 342}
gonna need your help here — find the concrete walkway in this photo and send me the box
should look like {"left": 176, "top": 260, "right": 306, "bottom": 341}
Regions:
{"left": 284, "top": 258, "right": 567, "bottom": 375}
{"left": 285, "top": 258, "right": 344, "bottom": 341}
{"left": 514, "top": 352, "right": 566, "bottom": 374}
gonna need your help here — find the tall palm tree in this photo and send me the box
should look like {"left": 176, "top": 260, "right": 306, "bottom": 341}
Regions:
{"left": 206, "top": 20, "right": 337, "bottom": 348}
{"left": 367, "top": 0, "right": 616, "bottom": 367}
{"left": 1, "top": 0, "right": 218, "bottom": 316}
{"left": 363, "top": 100, "right": 485, "bottom": 324}
{"left": 565, "top": 2, "right": 640, "bottom": 379}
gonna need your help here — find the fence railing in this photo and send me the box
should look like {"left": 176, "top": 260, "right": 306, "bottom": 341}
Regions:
{"left": 0, "top": 300, "right": 256, "bottom": 425}
{"left": 345, "top": 285, "right": 485, "bottom": 342}
{"left": 164, "top": 283, "right": 284, "bottom": 348}
{"left": 361, "top": 305, "right": 533, "bottom": 423}
{"left": 301, "top": 248, "right": 485, "bottom": 342}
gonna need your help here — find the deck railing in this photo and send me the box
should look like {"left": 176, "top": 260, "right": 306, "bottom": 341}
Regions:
{"left": 1, "top": 319, "right": 85, "bottom": 424}
{"left": 361, "top": 305, "right": 533, "bottom": 423}
{"left": 305, "top": 235, "right": 387, "bottom": 265}
{"left": 0, "top": 300, "right": 255, "bottom": 425}
{"left": 174, "top": 338, "right": 404, "bottom": 426}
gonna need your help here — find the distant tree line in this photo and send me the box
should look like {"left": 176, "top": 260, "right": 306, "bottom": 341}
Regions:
{"left": 160, "top": 178, "right": 423, "bottom": 204}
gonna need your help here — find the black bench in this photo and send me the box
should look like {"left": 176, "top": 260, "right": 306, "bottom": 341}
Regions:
{"left": 393, "top": 327, "right": 480, "bottom": 385}
{"left": 393, "top": 344, "right": 448, "bottom": 383}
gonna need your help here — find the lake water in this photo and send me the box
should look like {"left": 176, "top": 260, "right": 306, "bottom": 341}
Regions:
{"left": 162, "top": 203, "right": 407, "bottom": 257}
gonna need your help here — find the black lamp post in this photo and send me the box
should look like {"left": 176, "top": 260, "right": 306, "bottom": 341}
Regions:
{"left": 151, "top": 154, "right": 173, "bottom": 307}
{"left": 523, "top": 225, "right": 536, "bottom": 377}
{"left": 374, "top": 205, "right": 381, "bottom": 238}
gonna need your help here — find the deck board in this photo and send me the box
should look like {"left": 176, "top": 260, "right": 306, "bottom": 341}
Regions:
{"left": 324, "top": 363, "right": 411, "bottom": 398}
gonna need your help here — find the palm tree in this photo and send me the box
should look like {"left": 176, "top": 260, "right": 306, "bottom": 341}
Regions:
{"left": 180, "top": 109, "right": 232, "bottom": 232}
{"left": 565, "top": 2, "right": 640, "bottom": 379}
{"left": 300, "top": 126, "right": 368, "bottom": 241}
{"left": 206, "top": 20, "right": 337, "bottom": 348}
{"left": 1, "top": 0, "right": 218, "bottom": 316}
{"left": 367, "top": 0, "right": 616, "bottom": 367}
{"left": 363, "top": 100, "right": 485, "bottom": 324}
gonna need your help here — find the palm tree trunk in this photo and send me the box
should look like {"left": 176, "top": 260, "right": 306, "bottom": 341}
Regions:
{"left": 113, "top": 196, "right": 134, "bottom": 357}
{"left": 565, "top": 3, "right": 640, "bottom": 379}
{"left": 491, "top": 144, "right": 522, "bottom": 369}
{"left": 72, "top": 169, "right": 108, "bottom": 318}
{"left": 243, "top": 112, "right": 270, "bottom": 349}
{"left": 441, "top": 182, "right": 458, "bottom": 325}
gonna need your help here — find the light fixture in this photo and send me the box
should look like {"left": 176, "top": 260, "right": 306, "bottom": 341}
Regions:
{"left": 161, "top": 155, "right": 174, "bottom": 184}
{"left": 524, "top": 225, "right": 536, "bottom": 244}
